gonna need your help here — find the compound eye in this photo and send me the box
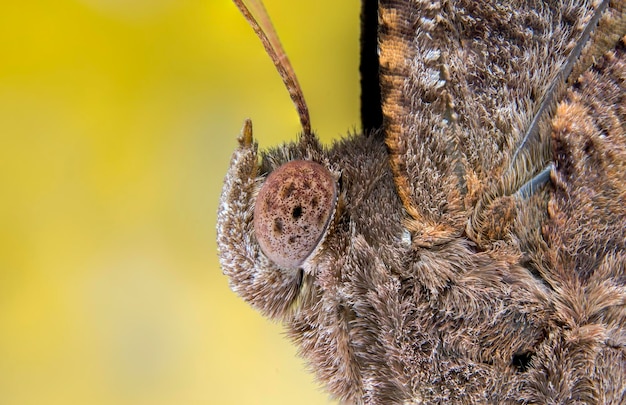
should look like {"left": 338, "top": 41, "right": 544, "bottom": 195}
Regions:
{"left": 253, "top": 160, "right": 337, "bottom": 268}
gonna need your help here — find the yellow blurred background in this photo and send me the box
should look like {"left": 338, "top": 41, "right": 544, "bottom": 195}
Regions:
{"left": 0, "top": 1, "right": 359, "bottom": 404}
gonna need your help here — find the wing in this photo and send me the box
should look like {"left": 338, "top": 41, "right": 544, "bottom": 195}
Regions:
{"left": 379, "top": 0, "right": 623, "bottom": 246}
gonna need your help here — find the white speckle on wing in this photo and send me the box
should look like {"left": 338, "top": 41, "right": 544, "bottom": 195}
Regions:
{"left": 424, "top": 49, "right": 440, "bottom": 62}
{"left": 401, "top": 228, "right": 412, "bottom": 246}
{"left": 419, "top": 16, "right": 436, "bottom": 30}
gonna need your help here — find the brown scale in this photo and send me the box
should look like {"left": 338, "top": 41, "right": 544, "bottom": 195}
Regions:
{"left": 218, "top": 1, "right": 626, "bottom": 403}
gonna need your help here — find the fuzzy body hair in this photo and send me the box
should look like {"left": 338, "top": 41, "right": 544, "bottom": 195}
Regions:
{"left": 218, "top": 0, "right": 626, "bottom": 403}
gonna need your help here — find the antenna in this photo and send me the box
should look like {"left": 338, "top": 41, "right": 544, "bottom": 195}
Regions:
{"left": 233, "top": 0, "right": 312, "bottom": 137}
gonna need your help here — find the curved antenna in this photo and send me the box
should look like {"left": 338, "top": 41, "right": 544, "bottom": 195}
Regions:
{"left": 233, "top": 0, "right": 312, "bottom": 137}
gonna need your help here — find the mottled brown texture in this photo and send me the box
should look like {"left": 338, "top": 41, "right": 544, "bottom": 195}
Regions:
{"left": 218, "top": 1, "right": 626, "bottom": 403}
{"left": 254, "top": 160, "right": 338, "bottom": 269}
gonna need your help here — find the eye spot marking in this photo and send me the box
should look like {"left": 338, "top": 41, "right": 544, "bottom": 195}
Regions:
{"left": 281, "top": 182, "right": 296, "bottom": 199}
{"left": 253, "top": 160, "right": 337, "bottom": 268}
{"left": 292, "top": 205, "right": 303, "bottom": 219}
{"left": 273, "top": 218, "right": 283, "bottom": 234}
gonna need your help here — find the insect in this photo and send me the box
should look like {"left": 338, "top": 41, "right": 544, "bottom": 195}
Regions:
{"left": 217, "top": 0, "right": 626, "bottom": 403}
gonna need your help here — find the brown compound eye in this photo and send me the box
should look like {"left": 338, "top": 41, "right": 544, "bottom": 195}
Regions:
{"left": 253, "top": 160, "right": 337, "bottom": 268}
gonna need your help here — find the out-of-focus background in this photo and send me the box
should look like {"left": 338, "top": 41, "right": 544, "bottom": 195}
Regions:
{"left": 0, "top": 1, "right": 359, "bottom": 404}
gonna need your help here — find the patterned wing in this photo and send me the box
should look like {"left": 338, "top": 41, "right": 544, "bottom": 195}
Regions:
{"left": 378, "top": 0, "right": 621, "bottom": 246}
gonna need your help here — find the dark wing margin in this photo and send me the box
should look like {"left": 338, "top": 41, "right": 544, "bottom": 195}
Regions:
{"left": 360, "top": 0, "right": 383, "bottom": 133}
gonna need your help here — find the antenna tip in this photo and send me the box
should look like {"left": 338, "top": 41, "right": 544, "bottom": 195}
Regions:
{"left": 238, "top": 118, "right": 254, "bottom": 147}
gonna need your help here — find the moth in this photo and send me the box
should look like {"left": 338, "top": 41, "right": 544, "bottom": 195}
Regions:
{"left": 218, "top": 0, "right": 626, "bottom": 403}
